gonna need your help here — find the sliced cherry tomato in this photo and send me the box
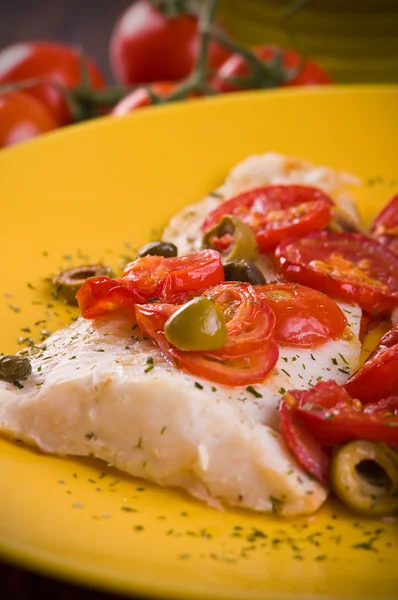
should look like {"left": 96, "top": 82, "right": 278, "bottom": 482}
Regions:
{"left": 276, "top": 232, "right": 398, "bottom": 314}
{"left": 279, "top": 395, "right": 330, "bottom": 484}
{"left": 344, "top": 325, "right": 398, "bottom": 403}
{"left": 256, "top": 283, "right": 347, "bottom": 347}
{"left": 203, "top": 283, "right": 275, "bottom": 357}
{"left": 0, "top": 42, "right": 104, "bottom": 126}
{"left": 212, "top": 45, "right": 333, "bottom": 93}
{"left": 76, "top": 276, "right": 147, "bottom": 320}
{"left": 202, "top": 185, "right": 333, "bottom": 254}
{"left": 0, "top": 91, "right": 57, "bottom": 148}
{"left": 371, "top": 195, "right": 398, "bottom": 257}
{"left": 289, "top": 380, "right": 398, "bottom": 446}
{"left": 135, "top": 283, "right": 278, "bottom": 386}
{"left": 110, "top": 0, "right": 230, "bottom": 85}
{"left": 112, "top": 82, "right": 177, "bottom": 115}
{"left": 171, "top": 341, "right": 279, "bottom": 387}
{"left": 123, "top": 250, "right": 224, "bottom": 299}
{"left": 77, "top": 250, "right": 224, "bottom": 320}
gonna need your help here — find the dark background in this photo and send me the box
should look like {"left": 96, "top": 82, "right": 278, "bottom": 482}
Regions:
{"left": 1, "top": 2, "right": 144, "bottom": 596}
{"left": 0, "top": 0, "right": 133, "bottom": 82}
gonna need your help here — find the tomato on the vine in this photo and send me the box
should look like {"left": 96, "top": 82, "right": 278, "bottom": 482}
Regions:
{"left": 112, "top": 82, "right": 177, "bottom": 115}
{"left": 109, "top": 0, "right": 230, "bottom": 85}
{"left": 0, "top": 92, "right": 57, "bottom": 148}
{"left": 212, "top": 45, "right": 333, "bottom": 93}
{"left": 0, "top": 42, "right": 104, "bottom": 125}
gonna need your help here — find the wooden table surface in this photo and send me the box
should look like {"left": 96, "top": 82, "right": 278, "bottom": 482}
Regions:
{"left": 0, "top": 5, "right": 151, "bottom": 598}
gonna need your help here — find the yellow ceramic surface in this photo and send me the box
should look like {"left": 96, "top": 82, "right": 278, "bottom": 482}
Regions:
{"left": 0, "top": 86, "right": 398, "bottom": 599}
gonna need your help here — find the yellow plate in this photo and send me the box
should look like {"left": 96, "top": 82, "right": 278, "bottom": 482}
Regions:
{"left": 1, "top": 85, "right": 398, "bottom": 600}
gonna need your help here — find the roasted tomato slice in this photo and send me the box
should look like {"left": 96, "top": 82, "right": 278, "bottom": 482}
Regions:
{"left": 171, "top": 341, "right": 279, "bottom": 387}
{"left": 201, "top": 185, "right": 333, "bottom": 253}
{"left": 135, "top": 283, "right": 278, "bottom": 386}
{"left": 123, "top": 250, "right": 224, "bottom": 299}
{"left": 256, "top": 283, "right": 347, "bottom": 347}
{"left": 203, "top": 283, "right": 275, "bottom": 357}
{"left": 371, "top": 195, "right": 398, "bottom": 257}
{"left": 77, "top": 250, "right": 224, "bottom": 319}
{"left": 276, "top": 232, "right": 398, "bottom": 314}
{"left": 344, "top": 325, "right": 398, "bottom": 403}
{"left": 76, "top": 276, "right": 146, "bottom": 320}
{"left": 279, "top": 394, "right": 330, "bottom": 485}
{"left": 288, "top": 380, "right": 398, "bottom": 446}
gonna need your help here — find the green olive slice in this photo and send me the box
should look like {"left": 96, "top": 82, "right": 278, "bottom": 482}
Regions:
{"left": 52, "top": 264, "right": 112, "bottom": 305}
{"left": 331, "top": 440, "right": 398, "bottom": 517}
{"left": 223, "top": 259, "right": 266, "bottom": 285}
{"left": 138, "top": 241, "right": 178, "bottom": 258}
{"left": 0, "top": 355, "right": 32, "bottom": 383}
{"left": 202, "top": 215, "right": 259, "bottom": 262}
{"left": 164, "top": 297, "right": 227, "bottom": 351}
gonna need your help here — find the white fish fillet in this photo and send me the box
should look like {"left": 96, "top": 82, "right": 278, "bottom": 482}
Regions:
{"left": 0, "top": 301, "right": 361, "bottom": 517}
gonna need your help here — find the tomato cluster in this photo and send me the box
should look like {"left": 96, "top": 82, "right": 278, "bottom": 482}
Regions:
{"left": 0, "top": 0, "right": 332, "bottom": 149}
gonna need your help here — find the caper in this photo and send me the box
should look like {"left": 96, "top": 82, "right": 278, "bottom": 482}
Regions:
{"left": 0, "top": 355, "right": 32, "bottom": 384}
{"left": 164, "top": 297, "right": 227, "bottom": 351}
{"left": 223, "top": 259, "right": 266, "bottom": 286}
{"left": 331, "top": 440, "right": 398, "bottom": 517}
{"left": 138, "top": 241, "right": 178, "bottom": 258}
{"left": 52, "top": 264, "right": 113, "bottom": 305}
{"left": 202, "top": 215, "right": 259, "bottom": 262}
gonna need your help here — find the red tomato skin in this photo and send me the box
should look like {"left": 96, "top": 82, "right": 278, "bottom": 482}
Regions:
{"left": 372, "top": 195, "right": 398, "bottom": 237}
{"left": 202, "top": 185, "right": 333, "bottom": 254}
{"left": 276, "top": 232, "right": 398, "bottom": 314}
{"left": 371, "top": 195, "right": 398, "bottom": 257}
{"left": 344, "top": 325, "right": 398, "bottom": 403}
{"left": 112, "top": 82, "right": 176, "bottom": 115}
{"left": 76, "top": 277, "right": 148, "bottom": 320}
{"left": 0, "top": 92, "right": 57, "bottom": 148}
{"left": 294, "top": 380, "right": 398, "bottom": 446}
{"left": 110, "top": 0, "right": 230, "bottom": 85}
{"left": 212, "top": 45, "right": 333, "bottom": 93}
{"left": 279, "top": 396, "right": 330, "bottom": 484}
{"left": 256, "top": 283, "right": 347, "bottom": 347}
{"left": 0, "top": 42, "right": 104, "bottom": 125}
{"left": 171, "top": 340, "right": 279, "bottom": 387}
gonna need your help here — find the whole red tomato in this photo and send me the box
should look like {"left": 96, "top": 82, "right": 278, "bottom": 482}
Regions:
{"left": 112, "top": 81, "right": 176, "bottom": 115}
{"left": 0, "top": 92, "right": 57, "bottom": 148}
{"left": 212, "top": 45, "right": 333, "bottom": 93}
{"left": 0, "top": 42, "right": 105, "bottom": 126}
{"left": 110, "top": 0, "right": 230, "bottom": 85}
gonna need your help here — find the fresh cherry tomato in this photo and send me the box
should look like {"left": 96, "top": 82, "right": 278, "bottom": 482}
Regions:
{"left": 112, "top": 82, "right": 177, "bottom": 115}
{"left": 276, "top": 232, "right": 398, "bottom": 314}
{"left": 0, "top": 91, "right": 57, "bottom": 148}
{"left": 110, "top": 0, "right": 230, "bottom": 85}
{"left": 284, "top": 380, "right": 398, "bottom": 447}
{"left": 256, "top": 283, "right": 347, "bottom": 347}
{"left": 77, "top": 250, "right": 224, "bottom": 320}
{"left": 135, "top": 283, "right": 279, "bottom": 386}
{"left": 202, "top": 185, "right": 333, "bottom": 253}
{"left": 371, "top": 195, "right": 398, "bottom": 257}
{"left": 279, "top": 395, "right": 330, "bottom": 484}
{"left": 212, "top": 45, "right": 333, "bottom": 93}
{"left": 345, "top": 325, "right": 398, "bottom": 403}
{"left": 0, "top": 42, "right": 104, "bottom": 125}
